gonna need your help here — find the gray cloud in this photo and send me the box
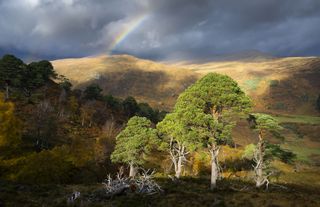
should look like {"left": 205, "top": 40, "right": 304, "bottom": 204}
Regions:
{"left": 0, "top": 0, "right": 319, "bottom": 61}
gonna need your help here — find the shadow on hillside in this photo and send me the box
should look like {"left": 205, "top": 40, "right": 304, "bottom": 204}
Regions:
{"left": 249, "top": 58, "right": 320, "bottom": 115}
{"left": 77, "top": 68, "right": 198, "bottom": 110}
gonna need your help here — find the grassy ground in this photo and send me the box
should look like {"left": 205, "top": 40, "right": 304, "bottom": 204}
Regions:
{"left": 1, "top": 176, "right": 320, "bottom": 207}
{"left": 274, "top": 114, "right": 320, "bottom": 125}
{"left": 282, "top": 144, "right": 320, "bottom": 163}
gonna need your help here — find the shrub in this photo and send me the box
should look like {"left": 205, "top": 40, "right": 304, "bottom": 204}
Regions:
{"left": 14, "top": 147, "right": 75, "bottom": 184}
{"left": 269, "top": 79, "right": 279, "bottom": 87}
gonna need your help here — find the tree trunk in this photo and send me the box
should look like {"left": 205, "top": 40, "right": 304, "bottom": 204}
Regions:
{"left": 210, "top": 146, "right": 220, "bottom": 190}
{"left": 170, "top": 153, "right": 178, "bottom": 176}
{"left": 255, "top": 132, "right": 265, "bottom": 188}
{"left": 129, "top": 163, "right": 136, "bottom": 177}
{"left": 169, "top": 142, "right": 187, "bottom": 179}
{"left": 175, "top": 155, "right": 183, "bottom": 178}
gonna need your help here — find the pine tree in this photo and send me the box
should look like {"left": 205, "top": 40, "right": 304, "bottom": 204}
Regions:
{"left": 249, "top": 113, "right": 283, "bottom": 188}
{"left": 111, "top": 116, "right": 158, "bottom": 177}
{"left": 0, "top": 54, "right": 26, "bottom": 99}
{"left": 158, "top": 73, "right": 251, "bottom": 188}
{"left": 84, "top": 84, "right": 103, "bottom": 100}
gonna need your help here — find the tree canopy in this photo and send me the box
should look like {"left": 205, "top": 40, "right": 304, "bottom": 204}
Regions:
{"left": 122, "top": 96, "right": 139, "bottom": 117}
{"left": 249, "top": 113, "right": 283, "bottom": 135}
{"left": 26, "top": 60, "right": 57, "bottom": 88}
{"left": 0, "top": 54, "right": 25, "bottom": 88}
{"left": 0, "top": 54, "right": 57, "bottom": 91}
{"left": 111, "top": 116, "right": 158, "bottom": 166}
{"left": 84, "top": 83, "right": 103, "bottom": 100}
{"left": 172, "top": 72, "right": 252, "bottom": 147}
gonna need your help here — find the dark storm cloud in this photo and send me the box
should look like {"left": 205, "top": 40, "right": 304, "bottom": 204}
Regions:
{"left": 0, "top": 0, "right": 319, "bottom": 61}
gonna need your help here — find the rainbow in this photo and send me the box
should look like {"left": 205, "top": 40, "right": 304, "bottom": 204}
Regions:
{"left": 107, "top": 13, "right": 149, "bottom": 54}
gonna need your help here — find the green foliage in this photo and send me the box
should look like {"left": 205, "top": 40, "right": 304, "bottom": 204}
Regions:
{"left": 137, "top": 102, "right": 154, "bottom": 120}
{"left": 0, "top": 54, "right": 25, "bottom": 88}
{"left": 242, "top": 144, "right": 256, "bottom": 160}
{"left": 122, "top": 96, "right": 139, "bottom": 117}
{"left": 243, "top": 143, "right": 296, "bottom": 164}
{"left": 26, "top": 60, "right": 57, "bottom": 88}
{"left": 216, "top": 121, "right": 235, "bottom": 145}
{"left": 103, "top": 94, "right": 121, "bottom": 109}
{"left": 137, "top": 102, "right": 166, "bottom": 123}
{"left": 269, "top": 79, "right": 279, "bottom": 87}
{"left": 166, "top": 73, "right": 251, "bottom": 148}
{"left": 157, "top": 111, "right": 211, "bottom": 152}
{"left": 250, "top": 113, "right": 283, "bottom": 133}
{"left": 14, "top": 147, "right": 74, "bottom": 184}
{"left": 187, "top": 73, "right": 252, "bottom": 114}
{"left": 84, "top": 83, "right": 103, "bottom": 100}
{"left": 0, "top": 54, "right": 58, "bottom": 96}
{"left": 57, "top": 75, "right": 72, "bottom": 91}
{"left": 265, "top": 143, "right": 296, "bottom": 164}
{"left": 157, "top": 72, "right": 252, "bottom": 175}
{"left": 111, "top": 116, "right": 158, "bottom": 166}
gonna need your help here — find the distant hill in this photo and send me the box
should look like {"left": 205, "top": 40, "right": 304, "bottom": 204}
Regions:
{"left": 205, "top": 50, "right": 275, "bottom": 62}
{"left": 52, "top": 54, "right": 320, "bottom": 115}
{"left": 52, "top": 55, "right": 199, "bottom": 110}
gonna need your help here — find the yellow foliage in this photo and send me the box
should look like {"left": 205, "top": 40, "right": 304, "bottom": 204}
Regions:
{"left": 271, "top": 160, "right": 294, "bottom": 173}
{"left": 219, "top": 145, "right": 244, "bottom": 162}
{"left": 14, "top": 146, "right": 74, "bottom": 184}
{"left": 69, "top": 137, "right": 95, "bottom": 167}
{"left": 0, "top": 93, "right": 22, "bottom": 147}
{"left": 191, "top": 151, "right": 210, "bottom": 176}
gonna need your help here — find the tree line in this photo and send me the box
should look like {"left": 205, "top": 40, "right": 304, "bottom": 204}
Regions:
{"left": 0, "top": 54, "right": 166, "bottom": 184}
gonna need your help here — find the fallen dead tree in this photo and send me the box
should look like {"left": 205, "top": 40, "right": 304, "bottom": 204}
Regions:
{"left": 101, "top": 168, "right": 162, "bottom": 198}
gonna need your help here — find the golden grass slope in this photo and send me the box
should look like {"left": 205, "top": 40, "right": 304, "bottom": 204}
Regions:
{"left": 52, "top": 55, "right": 320, "bottom": 115}
{"left": 174, "top": 57, "right": 320, "bottom": 115}
{"left": 52, "top": 54, "right": 199, "bottom": 110}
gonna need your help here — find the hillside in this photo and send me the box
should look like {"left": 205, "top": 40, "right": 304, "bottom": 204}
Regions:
{"left": 52, "top": 54, "right": 320, "bottom": 166}
{"left": 52, "top": 55, "right": 198, "bottom": 110}
{"left": 52, "top": 55, "right": 320, "bottom": 115}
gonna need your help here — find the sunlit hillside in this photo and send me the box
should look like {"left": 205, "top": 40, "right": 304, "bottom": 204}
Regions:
{"left": 52, "top": 54, "right": 320, "bottom": 170}
{"left": 52, "top": 55, "right": 199, "bottom": 110}
{"left": 175, "top": 57, "right": 320, "bottom": 115}
{"left": 52, "top": 55, "right": 320, "bottom": 115}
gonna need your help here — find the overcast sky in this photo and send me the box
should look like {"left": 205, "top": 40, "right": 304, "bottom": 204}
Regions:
{"left": 1, "top": 0, "right": 320, "bottom": 61}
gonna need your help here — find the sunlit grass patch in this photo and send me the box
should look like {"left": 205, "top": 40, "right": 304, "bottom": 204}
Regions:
{"left": 281, "top": 144, "right": 320, "bottom": 163}
{"left": 275, "top": 114, "right": 320, "bottom": 125}
{"left": 243, "top": 77, "right": 263, "bottom": 91}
